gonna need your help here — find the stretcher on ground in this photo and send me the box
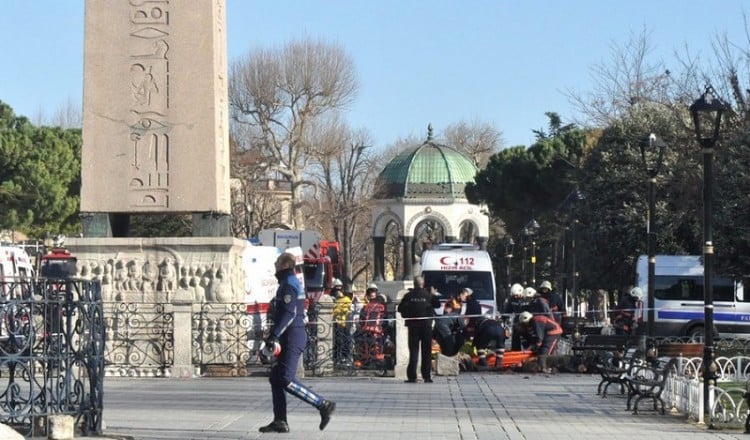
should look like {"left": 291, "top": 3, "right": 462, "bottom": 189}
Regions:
{"left": 471, "top": 350, "right": 534, "bottom": 369}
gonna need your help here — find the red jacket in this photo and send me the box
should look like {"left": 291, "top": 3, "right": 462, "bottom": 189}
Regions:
{"left": 532, "top": 315, "right": 562, "bottom": 338}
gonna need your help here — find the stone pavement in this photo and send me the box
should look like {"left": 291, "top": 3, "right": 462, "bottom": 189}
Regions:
{"left": 73, "top": 372, "right": 747, "bottom": 440}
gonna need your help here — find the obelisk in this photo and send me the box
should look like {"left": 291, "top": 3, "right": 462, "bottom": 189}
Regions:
{"left": 81, "top": 0, "right": 230, "bottom": 237}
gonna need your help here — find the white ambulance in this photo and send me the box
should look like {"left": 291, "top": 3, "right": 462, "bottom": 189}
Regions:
{"left": 420, "top": 243, "right": 497, "bottom": 317}
{"left": 243, "top": 244, "right": 304, "bottom": 351}
{"left": 0, "top": 245, "right": 35, "bottom": 297}
{"left": 635, "top": 254, "right": 750, "bottom": 337}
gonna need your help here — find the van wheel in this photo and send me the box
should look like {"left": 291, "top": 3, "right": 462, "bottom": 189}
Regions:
{"left": 687, "top": 326, "right": 705, "bottom": 341}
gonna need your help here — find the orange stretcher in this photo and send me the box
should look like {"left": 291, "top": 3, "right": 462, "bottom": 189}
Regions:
{"left": 471, "top": 350, "right": 534, "bottom": 369}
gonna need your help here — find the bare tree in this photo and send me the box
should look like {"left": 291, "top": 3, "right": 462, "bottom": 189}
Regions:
{"left": 229, "top": 38, "right": 358, "bottom": 228}
{"left": 229, "top": 135, "right": 287, "bottom": 238}
{"left": 565, "top": 27, "right": 674, "bottom": 128}
{"left": 441, "top": 119, "right": 502, "bottom": 167}
{"left": 51, "top": 97, "right": 82, "bottom": 129}
{"left": 307, "top": 122, "right": 380, "bottom": 287}
{"left": 31, "top": 97, "right": 82, "bottom": 129}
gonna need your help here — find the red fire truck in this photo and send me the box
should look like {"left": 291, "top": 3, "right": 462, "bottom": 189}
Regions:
{"left": 257, "top": 229, "right": 342, "bottom": 302}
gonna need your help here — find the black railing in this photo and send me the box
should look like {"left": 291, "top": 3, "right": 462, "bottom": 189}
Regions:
{"left": 0, "top": 279, "right": 104, "bottom": 437}
{"left": 303, "top": 302, "right": 396, "bottom": 376}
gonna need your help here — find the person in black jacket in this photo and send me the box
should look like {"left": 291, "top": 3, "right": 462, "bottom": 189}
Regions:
{"left": 397, "top": 275, "right": 440, "bottom": 383}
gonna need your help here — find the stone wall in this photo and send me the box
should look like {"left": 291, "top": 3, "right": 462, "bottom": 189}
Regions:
{"left": 66, "top": 237, "right": 245, "bottom": 304}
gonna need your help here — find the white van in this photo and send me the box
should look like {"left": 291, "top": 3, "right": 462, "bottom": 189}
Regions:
{"left": 635, "top": 254, "right": 749, "bottom": 337}
{"left": 420, "top": 243, "right": 497, "bottom": 317}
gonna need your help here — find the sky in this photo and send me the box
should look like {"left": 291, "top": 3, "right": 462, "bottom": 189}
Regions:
{"left": 1, "top": 1, "right": 748, "bottom": 149}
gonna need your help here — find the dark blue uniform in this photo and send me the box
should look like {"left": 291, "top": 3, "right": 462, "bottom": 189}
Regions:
{"left": 398, "top": 287, "right": 439, "bottom": 382}
{"left": 263, "top": 267, "right": 335, "bottom": 432}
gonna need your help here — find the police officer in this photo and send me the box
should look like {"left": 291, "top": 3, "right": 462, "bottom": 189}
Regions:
{"left": 397, "top": 275, "right": 440, "bottom": 383}
{"left": 260, "top": 252, "right": 336, "bottom": 433}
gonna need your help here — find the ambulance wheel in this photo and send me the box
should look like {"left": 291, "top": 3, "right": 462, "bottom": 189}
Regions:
{"left": 686, "top": 326, "right": 705, "bottom": 341}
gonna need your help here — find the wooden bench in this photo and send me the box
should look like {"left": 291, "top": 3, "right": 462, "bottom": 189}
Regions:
{"left": 656, "top": 343, "right": 703, "bottom": 358}
{"left": 625, "top": 357, "right": 678, "bottom": 415}
{"left": 571, "top": 334, "right": 641, "bottom": 353}
{"left": 596, "top": 347, "right": 645, "bottom": 397}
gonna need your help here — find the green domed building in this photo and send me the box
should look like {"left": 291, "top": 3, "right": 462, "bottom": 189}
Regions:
{"left": 371, "top": 128, "right": 489, "bottom": 281}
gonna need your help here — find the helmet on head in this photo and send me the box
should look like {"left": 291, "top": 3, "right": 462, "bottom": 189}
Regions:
{"left": 539, "top": 280, "right": 552, "bottom": 291}
{"left": 630, "top": 287, "right": 644, "bottom": 300}
{"left": 524, "top": 287, "right": 537, "bottom": 298}
{"left": 519, "top": 311, "right": 533, "bottom": 324}
{"left": 510, "top": 283, "right": 524, "bottom": 298}
{"left": 332, "top": 278, "right": 343, "bottom": 288}
{"left": 367, "top": 283, "right": 378, "bottom": 291}
{"left": 463, "top": 288, "right": 473, "bottom": 296}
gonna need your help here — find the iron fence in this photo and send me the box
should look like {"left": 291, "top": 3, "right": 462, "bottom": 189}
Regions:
{"left": 0, "top": 279, "right": 104, "bottom": 437}
{"left": 100, "top": 300, "right": 396, "bottom": 378}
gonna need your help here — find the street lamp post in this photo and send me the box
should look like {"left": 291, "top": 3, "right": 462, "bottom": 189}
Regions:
{"left": 690, "top": 85, "right": 730, "bottom": 419}
{"left": 639, "top": 133, "right": 666, "bottom": 342}
{"left": 505, "top": 238, "right": 515, "bottom": 295}
{"left": 521, "top": 244, "right": 527, "bottom": 285}
{"left": 522, "top": 219, "right": 540, "bottom": 287}
{"left": 566, "top": 190, "right": 585, "bottom": 337}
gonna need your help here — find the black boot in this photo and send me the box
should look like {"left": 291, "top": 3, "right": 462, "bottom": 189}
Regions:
{"left": 259, "top": 420, "right": 289, "bottom": 433}
{"left": 318, "top": 400, "right": 336, "bottom": 431}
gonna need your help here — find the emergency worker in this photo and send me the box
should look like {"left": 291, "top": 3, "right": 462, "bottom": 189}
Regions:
{"left": 260, "top": 252, "right": 335, "bottom": 433}
{"left": 397, "top": 275, "right": 439, "bottom": 383}
{"left": 503, "top": 283, "right": 526, "bottom": 350}
{"left": 612, "top": 287, "right": 643, "bottom": 335}
{"left": 433, "top": 299, "right": 465, "bottom": 356}
{"left": 332, "top": 285, "right": 353, "bottom": 366}
{"left": 429, "top": 285, "right": 444, "bottom": 315}
{"left": 358, "top": 284, "right": 386, "bottom": 365}
{"left": 524, "top": 286, "right": 553, "bottom": 319}
{"left": 472, "top": 317, "right": 507, "bottom": 370}
{"left": 538, "top": 280, "right": 566, "bottom": 325}
{"left": 458, "top": 287, "right": 482, "bottom": 337}
{"left": 330, "top": 278, "right": 343, "bottom": 296}
{"left": 518, "top": 310, "right": 563, "bottom": 373}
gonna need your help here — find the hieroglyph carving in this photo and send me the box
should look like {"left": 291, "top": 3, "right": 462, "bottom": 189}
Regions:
{"left": 128, "top": 0, "right": 171, "bottom": 209}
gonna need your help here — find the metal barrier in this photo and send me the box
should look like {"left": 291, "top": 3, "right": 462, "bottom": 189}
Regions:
{"left": 304, "top": 301, "right": 395, "bottom": 376}
{"left": 0, "top": 279, "right": 104, "bottom": 437}
{"left": 100, "top": 299, "right": 396, "bottom": 378}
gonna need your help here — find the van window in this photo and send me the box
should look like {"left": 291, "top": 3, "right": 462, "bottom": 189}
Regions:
{"left": 422, "top": 271, "right": 494, "bottom": 301}
{"left": 654, "top": 275, "right": 736, "bottom": 302}
{"left": 737, "top": 278, "right": 749, "bottom": 302}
